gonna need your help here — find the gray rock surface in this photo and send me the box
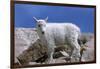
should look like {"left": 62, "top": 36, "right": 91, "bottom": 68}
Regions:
{"left": 15, "top": 28, "right": 95, "bottom": 65}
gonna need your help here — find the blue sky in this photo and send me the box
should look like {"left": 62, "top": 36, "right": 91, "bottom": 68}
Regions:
{"left": 15, "top": 4, "right": 95, "bottom": 33}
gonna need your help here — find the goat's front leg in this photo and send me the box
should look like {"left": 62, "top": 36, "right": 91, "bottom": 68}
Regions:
{"left": 45, "top": 45, "right": 55, "bottom": 64}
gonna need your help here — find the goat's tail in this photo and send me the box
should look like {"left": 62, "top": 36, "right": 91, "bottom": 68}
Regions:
{"left": 77, "top": 30, "right": 82, "bottom": 46}
{"left": 78, "top": 31, "right": 81, "bottom": 40}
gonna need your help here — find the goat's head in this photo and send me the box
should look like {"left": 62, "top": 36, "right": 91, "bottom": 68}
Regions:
{"left": 33, "top": 17, "right": 48, "bottom": 35}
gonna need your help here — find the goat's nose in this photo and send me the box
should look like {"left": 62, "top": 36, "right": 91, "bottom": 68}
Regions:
{"left": 42, "top": 31, "right": 45, "bottom": 34}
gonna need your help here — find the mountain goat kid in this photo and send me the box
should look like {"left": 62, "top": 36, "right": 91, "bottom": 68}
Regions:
{"left": 33, "top": 17, "right": 81, "bottom": 64}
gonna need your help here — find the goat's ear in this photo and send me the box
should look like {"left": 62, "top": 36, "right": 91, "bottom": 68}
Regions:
{"left": 33, "top": 17, "right": 38, "bottom": 22}
{"left": 45, "top": 16, "right": 48, "bottom": 22}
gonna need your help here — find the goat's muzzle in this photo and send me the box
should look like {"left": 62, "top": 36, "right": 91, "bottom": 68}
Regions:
{"left": 42, "top": 31, "right": 45, "bottom": 34}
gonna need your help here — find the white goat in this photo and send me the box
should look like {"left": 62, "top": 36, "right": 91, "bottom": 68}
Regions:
{"left": 33, "top": 17, "right": 81, "bottom": 63}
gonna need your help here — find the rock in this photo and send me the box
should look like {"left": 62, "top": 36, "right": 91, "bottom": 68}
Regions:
{"left": 15, "top": 28, "right": 94, "bottom": 65}
{"left": 17, "top": 39, "right": 48, "bottom": 65}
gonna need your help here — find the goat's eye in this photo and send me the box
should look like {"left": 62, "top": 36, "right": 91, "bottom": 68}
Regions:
{"left": 38, "top": 25, "right": 40, "bottom": 27}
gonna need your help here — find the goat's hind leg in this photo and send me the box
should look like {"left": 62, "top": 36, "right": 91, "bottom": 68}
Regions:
{"left": 68, "top": 37, "right": 81, "bottom": 62}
